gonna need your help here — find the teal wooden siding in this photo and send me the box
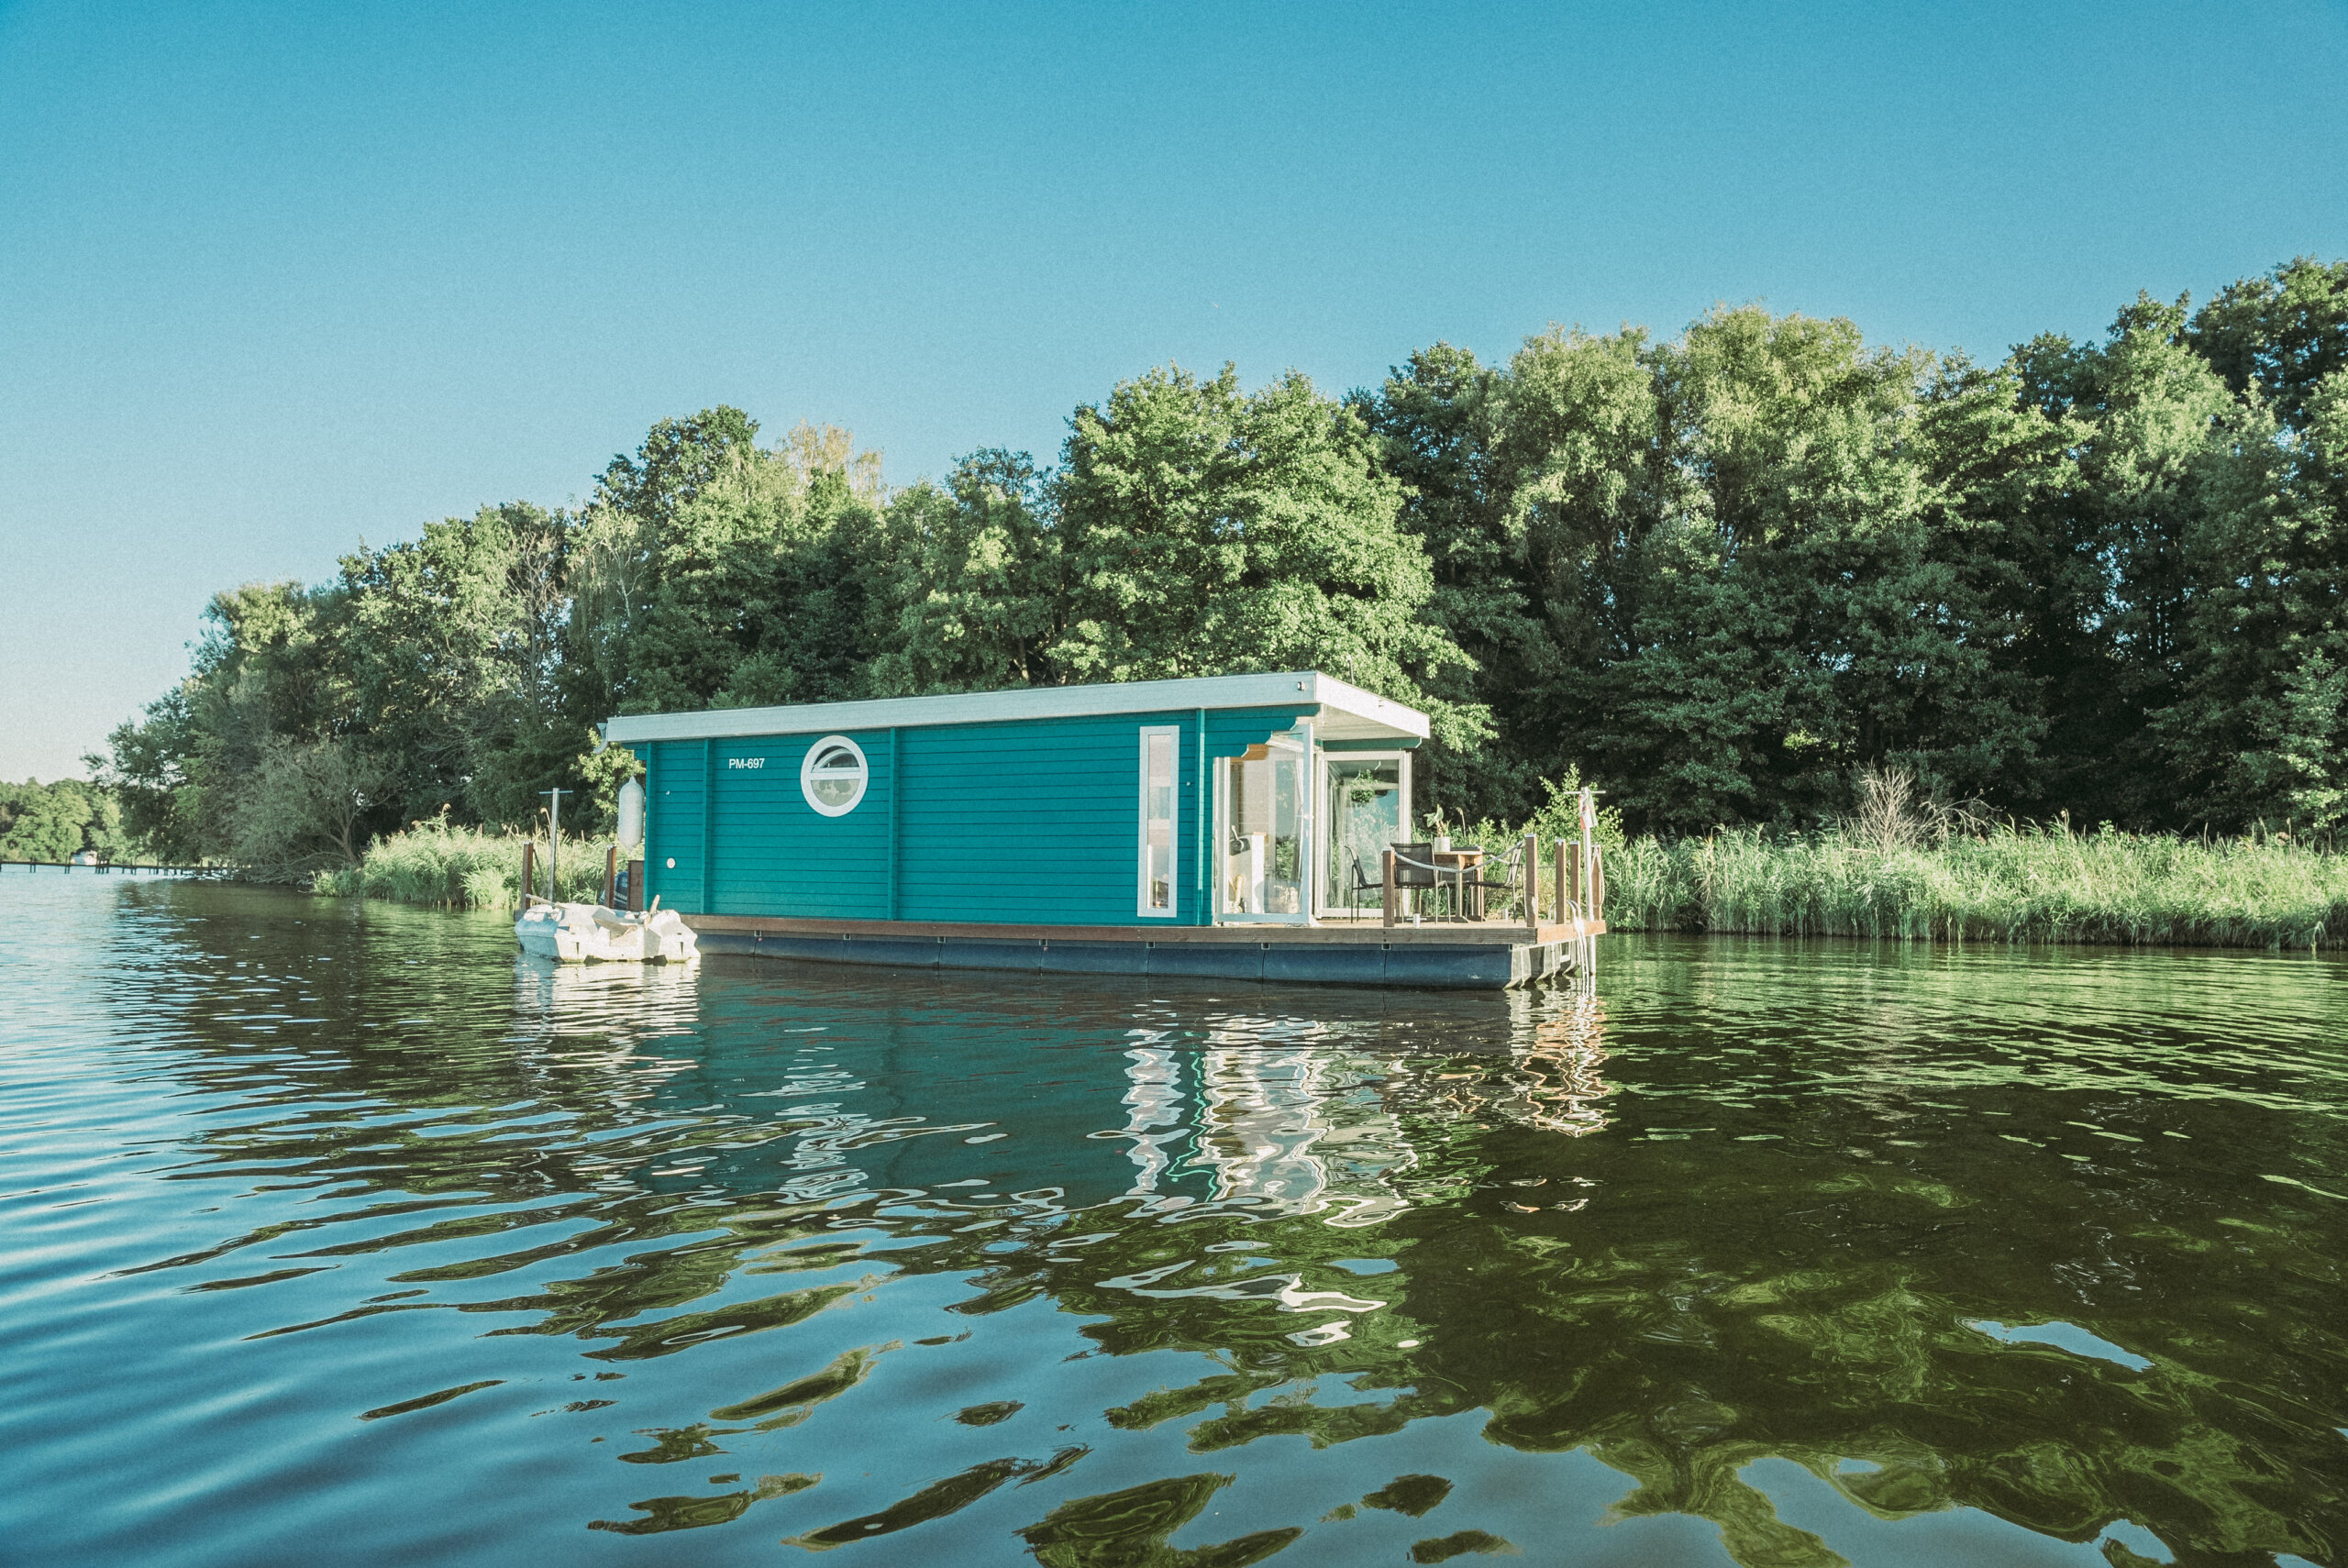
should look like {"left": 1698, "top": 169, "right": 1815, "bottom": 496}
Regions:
{"left": 711, "top": 732, "right": 892, "bottom": 918}
{"left": 644, "top": 705, "right": 1307, "bottom": 924}
{"left": 899, "top": 712, "right": 1166, "bottom": 924}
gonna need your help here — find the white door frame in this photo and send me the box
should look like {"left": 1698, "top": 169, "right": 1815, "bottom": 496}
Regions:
{"left": 1312, "top": 748, "right": 1414, "bottom": 920}
{"left": 1213, "top": 723, "right": 1313, "bottom": 925}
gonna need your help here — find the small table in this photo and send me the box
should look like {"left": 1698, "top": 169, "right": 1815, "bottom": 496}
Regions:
{"left": 1433, "top": 847, "right": 1487, "bottom": 921}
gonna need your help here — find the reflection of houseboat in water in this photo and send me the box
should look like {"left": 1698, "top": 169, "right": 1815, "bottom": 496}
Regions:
{"left": 1113, "top": 995, "right": 1613, "bottom": 1223}
{"left": 506, "top": 951, "right": 1614, "bottom": 1231}
{"left": 604, "top": 672, "right": 1606, "bottom": 990}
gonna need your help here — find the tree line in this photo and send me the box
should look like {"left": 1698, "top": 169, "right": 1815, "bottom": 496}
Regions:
{"left": 98, "top": 257, "right": 2348, "bottom": 873}
{"left": 0, "top": 778, "right": 135, "bottom": 863}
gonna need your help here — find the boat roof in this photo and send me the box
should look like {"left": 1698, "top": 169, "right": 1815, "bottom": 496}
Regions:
{"left": 603, "top": 671, "right": 1430, "bottom": 745}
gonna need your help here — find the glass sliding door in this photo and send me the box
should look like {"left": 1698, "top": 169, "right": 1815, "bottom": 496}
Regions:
{"left": 1318, "top": 753, "right": 1409, "bottom": 917}
{"left": 1217, "top": 730, "right": 1311, "bottom": 922}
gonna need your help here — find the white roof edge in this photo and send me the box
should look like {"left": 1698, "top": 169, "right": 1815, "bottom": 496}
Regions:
{"left": 1305, "top": 671, "right": 1434, "bottom": 741}
{"left": 604, "top": 671, "right": 1431, "bottom": 745}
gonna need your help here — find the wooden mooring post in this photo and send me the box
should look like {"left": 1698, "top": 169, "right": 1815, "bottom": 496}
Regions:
{"left": 520, "top": 841, "right": 537, "bottom": 907}
{"left": 1522, "top": 833, "right": 1538, "bottom": 929}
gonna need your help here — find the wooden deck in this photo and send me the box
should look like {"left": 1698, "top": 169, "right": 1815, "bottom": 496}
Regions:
{"left": 682, "top": 914, "right": 1607, "bottom": 989}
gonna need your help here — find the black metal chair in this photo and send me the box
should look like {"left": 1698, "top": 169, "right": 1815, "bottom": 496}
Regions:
{"left": 1456, "top": 840, "right": 1527, "bottom": 921}
{"left": 1416, "top": 842, "right": 1505, "bottom": 920}
{"left": 1387, "top": 842, "right": 1439, "bottom": 919}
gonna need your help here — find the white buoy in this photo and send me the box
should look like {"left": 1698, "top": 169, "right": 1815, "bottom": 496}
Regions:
{"left": 616, "top": 777, "right": 645, "bottom": 856}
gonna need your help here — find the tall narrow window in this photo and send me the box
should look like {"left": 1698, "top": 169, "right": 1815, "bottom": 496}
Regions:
{"left": 1138, "top": 726, "right": 1179, "bottom": 917}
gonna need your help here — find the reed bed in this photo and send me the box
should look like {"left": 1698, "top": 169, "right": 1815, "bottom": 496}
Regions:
{"left": 1590, "top": 826, "right": 2348, "bottom": 950}
{"left": 313, "top": 821, "right": 616, "bottom": 910}
{"left": 328, "top": 801, "right": 2348, "bottom": 947}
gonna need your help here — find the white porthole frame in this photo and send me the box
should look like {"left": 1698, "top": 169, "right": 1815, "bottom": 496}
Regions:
{"left": 800, "top": 734, "right": 869, "bottom": 817}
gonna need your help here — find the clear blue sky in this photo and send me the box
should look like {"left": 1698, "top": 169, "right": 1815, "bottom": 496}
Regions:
{"left": 4, "top": 0, "right": 2344, "bottom": 780}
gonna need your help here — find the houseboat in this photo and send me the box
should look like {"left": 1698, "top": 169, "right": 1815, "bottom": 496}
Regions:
{"left": 601, "top": 672, "right": 1604, "bottom": 989}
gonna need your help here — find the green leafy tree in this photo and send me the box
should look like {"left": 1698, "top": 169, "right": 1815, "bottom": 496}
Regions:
{"left": 99, "top": 580, "right": 349, "bottom": 865}
{"left": 225, "top": 736, "right": 392, "bottom": 876}
{"left": 1054, "top": 363, "right": 1487, "bottom": 750}
{"left": 0, "top": 779, "right": 134, "bottom": 862}
{"left": 1357, "top": 343, "right": 1559, "bottom": 818}
{"left": 2008, "top": 298, "right": 2237, "bottom": 825}
{"left": 2153, "top": 369, "right": 2348, "bottom": 828}
{"left": 2187, "top": 255, "right": 2348, "bottom": 429}
{"left": 337, "top": 500, "right": 570, "bottom": 827}
{"left": 866, "top": 450, "right": 1063, "bottom": 696}
{"left": 565, "top": 413, "right": 891, "bottom": 720}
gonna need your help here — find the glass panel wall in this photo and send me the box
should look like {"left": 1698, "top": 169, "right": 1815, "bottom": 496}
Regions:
{"left": 1219, "top": 739, "right": 1307, "bottom": 919}
{"left": 1322, "top": 756, "right": 1405, "bottom": 914}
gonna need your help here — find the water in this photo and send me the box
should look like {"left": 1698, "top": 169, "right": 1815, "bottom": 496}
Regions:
{"left": 3, "top": 876, "right": 2342, "bottom": 1568}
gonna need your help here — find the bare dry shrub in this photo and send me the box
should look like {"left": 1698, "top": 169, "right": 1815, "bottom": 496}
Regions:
{"left": 1842, "top": 764, "right": 1950, "bottom": 855}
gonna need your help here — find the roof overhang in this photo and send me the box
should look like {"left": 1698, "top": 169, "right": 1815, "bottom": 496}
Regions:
{"left": 604, "top": 671, "right": 1431, "bottom": 746}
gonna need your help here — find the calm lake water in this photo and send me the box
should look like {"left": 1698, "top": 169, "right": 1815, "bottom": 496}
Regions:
{"left": 4, "top": 877, "right": 2343, "bottom": 1568}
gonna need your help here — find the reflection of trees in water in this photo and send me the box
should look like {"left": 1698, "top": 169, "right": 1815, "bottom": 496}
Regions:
{"left": 100, "top": 892, "right": 2344, "bottom": 1566}
{"left": 1381, "top": 990, "right": 1612, "bottom": 1140}
{"left": 961, "top": 990, "right": 2333, "bottom": 1568}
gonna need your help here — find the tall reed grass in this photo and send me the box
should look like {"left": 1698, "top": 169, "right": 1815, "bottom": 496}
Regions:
{"left": 330, "top": 795, "right": 2348, "bottom": 948}
{"left": 312, "top": 820, "right": 617, "bottom": 910}
{"left": 1457, "top": 768, "right": 2348, "bottom": 948}
{"left": 1593, "top": 824, "right": 2348, "bottom": 949}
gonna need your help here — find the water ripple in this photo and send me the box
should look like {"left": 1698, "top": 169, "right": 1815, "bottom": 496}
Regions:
{"left": 0, "top": 882, "right": 2340, "bottom": 1567}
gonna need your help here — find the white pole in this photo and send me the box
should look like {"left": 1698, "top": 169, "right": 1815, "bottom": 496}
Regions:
{"left": 545, "top": 787, "right": 567, "bottom": 904}
{"left": 1578, "top": 786, "right": 1598, "bottom": 991}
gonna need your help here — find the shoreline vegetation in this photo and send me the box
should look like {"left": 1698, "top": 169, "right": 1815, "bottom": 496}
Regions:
{"left": 1602, "top": 826, "right": 2348, "bottom": 951}
{"left": 311, "top": 822, "right": 615, "bottom": 911}
{"left": 1482, "top": 768, "right": 2348, "bottom": 950}
{"left": 322, "top": 811, "right": 2348, "bottom": 950}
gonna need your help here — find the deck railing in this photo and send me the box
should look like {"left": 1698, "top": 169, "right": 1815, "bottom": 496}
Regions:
{"left": 1376, "top": 833, "right": 1607, "bottom": 930}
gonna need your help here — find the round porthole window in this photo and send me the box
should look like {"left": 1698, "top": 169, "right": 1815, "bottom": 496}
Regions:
{"left": 800, "top": 735, "right": 869, "bottom": 817}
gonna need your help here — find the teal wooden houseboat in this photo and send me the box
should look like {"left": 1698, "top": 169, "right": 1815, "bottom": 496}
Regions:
{"left": 602, "top": 672, "right": 1603, "bottom": 988}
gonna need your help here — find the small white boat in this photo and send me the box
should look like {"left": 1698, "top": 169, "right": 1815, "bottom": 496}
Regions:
{"left": 515, "top": 900, "right": 699, "bottom": 965}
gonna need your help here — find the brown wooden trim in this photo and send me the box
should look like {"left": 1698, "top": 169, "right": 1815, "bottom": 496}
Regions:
{"left": 683, "top": 913, "right": 1605, "bottom": 946}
